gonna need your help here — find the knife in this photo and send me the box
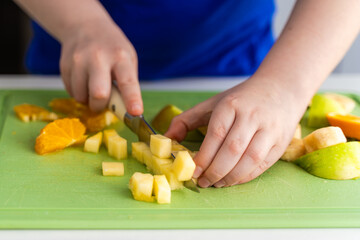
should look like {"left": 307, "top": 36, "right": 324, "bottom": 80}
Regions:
{"left": 108, "top": 85, "right": 200, "bottom": 193}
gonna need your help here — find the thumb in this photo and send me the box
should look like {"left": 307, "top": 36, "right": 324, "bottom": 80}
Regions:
{"left": 164, "top": 100, "right": 214, "bottom": 142}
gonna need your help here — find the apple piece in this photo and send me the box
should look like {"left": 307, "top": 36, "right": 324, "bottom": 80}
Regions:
{"left": 131, "top": 142, "right": 149, "bottom": 163}
{"left": 281, "top": 138, "right": 306, "bottom": 162}
{"left": 303, "top": 126, "right": 346, "bottom": 153}
{"left": 108, "top": 134, "right": 127, "bottom": 160}
{"left": 295, "top": 142, "right": 360, "bottom": 180}
{"left": 129, "top": 172, "right": 154, "bottom": 202}
{"left": 307, "top": 94, "right": 345, "bottom": 128}
{"left": 151, "top": 104, "right": 204, "bottom": 142}
{"left": 153, "top": 175, "right": 171, "bottom": 204}
{"left": 294, "top": 124, "right": 302, "bottom": 139}
{"left": 323, "top": 93, "right": 356, "bottom": 114}
{"left": 102, "top": 162, "right": 124, "bottom": 176}
{"left": 150, "top": 134, "right": 171, "bottom": 159}
{"left": 84, "top": 132, "right": 103, "bottom": 153}
{"left": 103, "top": 129, "right": 118, "bottom": 149}
{"left": 172, "top": 151, "right": 196, "bottom": 181}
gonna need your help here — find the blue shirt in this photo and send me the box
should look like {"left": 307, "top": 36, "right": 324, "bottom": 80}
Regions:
{"left": 26, "top": 0, "right": 275, "bottom": 80}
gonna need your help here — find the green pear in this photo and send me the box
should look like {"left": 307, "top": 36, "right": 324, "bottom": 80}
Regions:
{"left": 295, "top": 141, "right": 360, "bottom": 180}
{"left": 307, "top": 94, "right": 344, "bottom": 128}
{"left": 151, "top": 104, "right": 204, "bottom": 142}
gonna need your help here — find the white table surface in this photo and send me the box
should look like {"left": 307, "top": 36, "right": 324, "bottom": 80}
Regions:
{"left": 1, "top": 74, "right": 360, "bottom": 240}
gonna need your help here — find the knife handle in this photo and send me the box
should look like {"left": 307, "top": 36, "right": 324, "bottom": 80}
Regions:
{"left": 109, "top": 85, "right": 127, "bottom": 121}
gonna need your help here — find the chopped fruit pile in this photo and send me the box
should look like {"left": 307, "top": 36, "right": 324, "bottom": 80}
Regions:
{"left": 35, "top": 118, "right": 87, "bottom": 155}
{"left": 49, "top": 98, "right": 119, "bottom": 132}
{"left": 14, "top": 104, "right": 58, "bottom": 122}
{"left": 129, "top": 172, "right": 171, "bottom": 204}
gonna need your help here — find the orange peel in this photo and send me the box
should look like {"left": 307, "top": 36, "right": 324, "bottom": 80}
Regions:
{"left": 326, "top": 112, "right": 360, "bottom": 139}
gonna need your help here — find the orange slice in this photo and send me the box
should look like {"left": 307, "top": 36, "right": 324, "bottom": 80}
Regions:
{"left": 326, "top": 112, "right": 360, "bottom": 139}
{"left": 49, "top": 98, "right": 118, "bottom": 132}
{"left": 35, "top": 118, "right": 87, "bottom": 155}
{"left": 14, "top": 104, "right": 58, "bottom": 122}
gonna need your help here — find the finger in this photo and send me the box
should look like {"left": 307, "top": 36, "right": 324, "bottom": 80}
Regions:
{"left": 235, "top": 145, "right": 282, "bottom": 185}
{"left": 88, "top": 63, "right": 111, "bottom": 112}
{"left": 192, "top": 106, "right": 235, "bottom": 180}
{"left": 113, "top": 59, "right": 143, "bottom": 116}
{"left": 164, "top": 99, "right": 215, "bottom": 142}
{"left": 197, "top": 116, "right": 258, "bottom": 188}
{"left": 212, "top": 129, "right": 274, "bottom": 188}
{"left": 60, "top": 55, "right": 72, "bottom": 96}
{"left": 70, "top": 58, "right": 88, "bottom": 104}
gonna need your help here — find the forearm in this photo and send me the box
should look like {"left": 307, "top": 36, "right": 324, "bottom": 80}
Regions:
{"left": 253, "top": 0, "right": 360, "bottom": 102}
{"left": 14, "top": 0, "right": 115, "bottom": 43}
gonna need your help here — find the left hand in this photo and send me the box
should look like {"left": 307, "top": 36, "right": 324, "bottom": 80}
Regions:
{"left": 165, "top": 76, "right": 308, "bottom": 188}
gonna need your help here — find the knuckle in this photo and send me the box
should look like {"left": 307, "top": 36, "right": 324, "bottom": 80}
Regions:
{"left": 114, "top": 48, "right": 129, "bottom": 62}
{"left": 205, "top": 169, "right": 224, "bottom": 183}
{"left": 246, "top": 149, "right": 263, "bottom": 165}
{"left": 72, "top": 51, "right": 83, "bottom": 64}
{"left": 209, "top": 124, "right": 227, "bottom": 141}
{"left": 91, "top": 88, "right": 108, "bottom": 100}
{"left": 223, "top": 95, "right": 239, "bottom": 108}
{"left": 228, "top": 138, "right": 245, "bottom": 156}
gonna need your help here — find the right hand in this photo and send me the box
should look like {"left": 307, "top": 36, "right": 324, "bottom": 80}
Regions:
{"left": 60, "top": 20, "right": 143, "bottom": 115}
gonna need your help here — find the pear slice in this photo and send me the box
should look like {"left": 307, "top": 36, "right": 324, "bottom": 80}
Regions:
{"left": 307, "top": 94, "right": 345, "bottom": 128}
{"left": 151, "top": 104, "right": 204, "bottom": 142}
{"left": 295, "top": 142, "right": 360, "bottom": 180}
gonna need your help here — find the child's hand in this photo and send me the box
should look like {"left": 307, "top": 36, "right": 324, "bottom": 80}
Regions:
{"left": 165, "top": 77, "right": 308, "bottom": 188}
{"left": 60, "top": 20, "right": 142, "bottom": 114}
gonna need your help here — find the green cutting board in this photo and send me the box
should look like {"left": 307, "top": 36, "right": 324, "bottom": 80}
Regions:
{"left": 1, "top": 89, "right": 360, "bottom": 229}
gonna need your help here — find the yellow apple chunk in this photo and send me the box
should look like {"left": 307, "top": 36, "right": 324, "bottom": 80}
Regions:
{"left": 172, "top": 151, "right": 196, "bottom": 181}
{"left": 131, "top": 142, "right": 149, "bottom": 163}
{"left": 103, "top": 129, "right": 118, "bottom": 148}
{"left": 281, "top": 138, "right": 306, "bottom": 162}
{"left": 303, "top": 126, "right": 347, "bottom": 153}
{"left": 150, "top": 134, "right": 171, "bottom": 158}
{"left": 102, "top": 162, "right": 124, "bottom": 176}
{"left": 84, "top": 132, "right": 103, "bottom": 153}
{"left": 108, "top": 135, "right": 127, "bottom": 160}
{"left": 129, "top": 172, "right": 154, "bottom": 202}
{"left": 153, "top": 175, "right": 171, "bottom": 204}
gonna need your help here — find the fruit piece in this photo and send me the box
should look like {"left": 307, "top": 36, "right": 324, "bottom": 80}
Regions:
{"left": 327, "top": 112, "right": 360, "bottom": 140}
{"left": 281, "top": 138, "right": 306, "bottom": 162}
{"left": 14, "top": 104, "right": 58, "bottom": 122}
{"left": 108, "top": 134, "right": 127, "bottom": 160}
{"left": 323, "top": 93, "right": 355, "bottom": 114}
{"left": 132, "top": 142, "right": 149, "bottom": 163}
{"left": 152, "top": 156, "right": 173, "bottom": 175}
{"left": 303, "top": 126, "right": 346, "bottom": 153}
{"left": 153, "top": 175, "right": 171, "bottom": 204}
{"left": 294, "top": 124, "right": 302, "bottom": 139}
{"left": 84, "top": 132, "right": 103, "bottom": 153}
{"left": 102, "top": 162, "right": 124, "bottom": 176}
{"left": 150, "top": 134, "right": 171, "bottom": 159}
{"left": 160, "top": 163, "right": 184, "bottom": 190}
{"left": 129, "top": 172, "right": 154, "bottom": 202}
{"left": 151, "top": 104, "right": 204, "bottom": 141}
{"left": 35, "top": 118, "right": 86, "bottom": 155}
{"left": 172, "top": 151, "right": 196, "bottom": 181}
{"left": 307, "top": 94, "right": 345, "bottom": 128}
{"left": 143, "top": 148, "right": 154, "bottom": 171}
{"left": 49, "top": 98, "right": 119, "bottom": 132}
{"left": 103, "top": 129, "right": 118, "bottom": 148}
{"left": 295, "top": 142, "right": 360, "bottom": 180}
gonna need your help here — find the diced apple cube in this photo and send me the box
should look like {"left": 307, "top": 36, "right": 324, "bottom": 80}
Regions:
{"left": 129, "top": 172, "right": 154, "bottom": 202}
{"left": 103, "top": 129, "right": 118, "bottom": 148}
{"left": 131, "top": 142, "right": 149, "bottom": 163}
{"left": 152, "top": 156, "right": 173, "bottom": 175}
{"left": 102, "top": 162, "right": 124, "bottom": 176}
{"left": 172, "top": 151, "right": 196, "bottom": 181}
{"left": 84, "top": 132, "right": 103, "bottom": 153}
{"left": 108, "top": 135, "right": 127, "bottom": 160}
{"left": 150, "top": 134, "right": 171, "bottom": 158}
{"left": 153, "top": 175, "right": 171, "bottom": 204}
{"left": 303, "top": 126, "right": 347, "bottom": 153}
{"left": 281, "top": 138, "right": 306, "bottom": 162}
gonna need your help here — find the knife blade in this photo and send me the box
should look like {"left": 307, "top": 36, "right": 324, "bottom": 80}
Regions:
{"left": 108, "top": 85, "right": 200, "bottom": 193}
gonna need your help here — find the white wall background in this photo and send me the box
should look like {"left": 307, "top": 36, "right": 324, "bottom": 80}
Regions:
{"left": 274, "top": 0, "right": 360, "bottom": 73}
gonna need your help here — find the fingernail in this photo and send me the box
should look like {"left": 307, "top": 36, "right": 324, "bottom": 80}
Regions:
{"left": 214, "top": 180, "right": 226, "bottom": 188}
{"left": 193, "top": 166, "right": 203, "bottom": 179}
{"left": 198, "top": 177, "right": 211, "bottom": 188}
{"left": 131, "top": 104, "right": 142, "bottom": 113}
